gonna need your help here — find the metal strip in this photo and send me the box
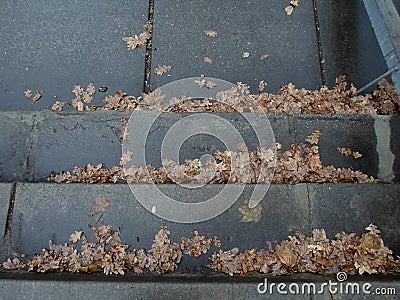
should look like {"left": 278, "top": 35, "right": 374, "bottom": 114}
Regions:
{"left": 363, "top": 0, "right": 400, "bottom": 97}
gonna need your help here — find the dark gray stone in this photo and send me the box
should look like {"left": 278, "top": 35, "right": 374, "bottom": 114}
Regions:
{"left": 309, "top": 183, "right": 400, "bottom": 254}
{"left": 11, "top": 183, "right": 309, "bottom": 270}
{"left": 0, "top": 184, "right": 11, "bottom": 237}
{"left": 317, "top": 0, "right": 387, "bottom": 89}
{"left": 30, "top": 111, "right": 130, "bottom": 180}
{"left": 0, "top": 112, "right": 34, "bottom": 181}
{"left": 151, "top": 0, "right": 321, "bottom": 93}
{"left": 0, "top": 1, "right": 148, "bottom": 110}
{"left": 0, "top": 272, "right": 399, "bottom": 300}
{"left": 291, "top": 114, "right": 379, "bottom": 179}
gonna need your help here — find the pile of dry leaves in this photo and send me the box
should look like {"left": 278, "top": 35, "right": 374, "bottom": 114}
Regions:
{"left": 47, "top": 131, "right": 376, "bottom": 184}
{"left": 208, "top": 224, "right": 400, "bottom": 276}
{"left": 50, "top": 77, "right": 399, "bottom": 115}
{"left": 3, "top": 223, "right": 399, "bottom": 276}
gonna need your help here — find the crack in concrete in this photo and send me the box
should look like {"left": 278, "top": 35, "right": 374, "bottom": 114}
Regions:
{"left": 143, "top": 0, "right": 155, "bottom": 94}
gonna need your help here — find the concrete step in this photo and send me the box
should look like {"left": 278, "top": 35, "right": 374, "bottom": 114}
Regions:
{"left": 0, "top": 272, "right": 399, "bottom": 300}
{"left": 0, "top": 111, "right": 399, "bottom": 182}
{"left": 0, "top": 183, "right": 399, "bottom": 260}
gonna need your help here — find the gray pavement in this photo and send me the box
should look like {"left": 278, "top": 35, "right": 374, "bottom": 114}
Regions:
{"left": 0, "top": 0, "right": 148, "bottom": 110}
{"left": 0, "top": 1, "right": 390, "bottom": 110}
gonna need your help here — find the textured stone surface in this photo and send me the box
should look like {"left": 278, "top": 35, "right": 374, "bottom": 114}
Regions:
{"left": 0, "top": 112, "right": 33, "bottom": 181}
{"left": 151, "top": 0, "right": 321, "bottom": 93}
{"left": 0, "top": 184, "right": 11, "bottom": 238}
{"left": 317, "top": 0, "right": 387, "bottom": 89}
{"left": 0, "top": 1, "right": 148, "bottom": 110}
{"left": 309, "top": 183, "right": 400, "bottom": 253}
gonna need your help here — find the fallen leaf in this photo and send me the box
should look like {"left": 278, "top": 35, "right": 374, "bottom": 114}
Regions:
{"left": 69, "top": 231, "right": 83, "bottom": 243}
{"left": 155, "top": 65, "right": 172, "bottom": 75}
{"left": 242, "top": 52, "right": 250, "bottom": 58}
{"left": 195, "top": 78, "right": 217, "bottom": 89}
{"left": 239, "top": 199, "right": 262, "bottom": 222}
{"left": 24, "top": 89, "right": 32, "bottom": 99}
{"left": 353, "top": 151, "right": 362, "bottom": 158}
{"left": 120, "top": 151, "right": 133, "bottom": 165}
{"left": 285, "top": 6, "right": 294, "bottom": 15}
{"left": 204, "top": 29, "right": 218, "bottom": 37}
{"left": 260, "top": 53, "right": 270, "bottom": 61}
{"left": 306, "top": 130, "right": 321, "bottom": 145}
{"left": 204, "top": 56, "right": 213, "bottom": 63}
{"left": 122, "top": 31, "right": 150, "bottom": 50}
{"left": 88, "top": 195, "right": 110, "bottom": 216}
{"left": 51, "top": 101, "right": 67, "bottom": 112}
{"left": 31, "top": 90, "right": 43, "bottom": 104}
{"left": 337, "top": 147, "right": 353, "bottom": 157}
{"left": 259, "top": 80, "right": 266, "bottom": 92}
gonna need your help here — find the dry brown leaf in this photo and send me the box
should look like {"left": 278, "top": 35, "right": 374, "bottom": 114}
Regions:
{"left": 337, "top": 147, "right": 353, "bottom": 157}
{"left": 120, "top": 151, "right": 133, "bottom": 165}
{"left": 239, "top": 199, "right": 262, "bottom": 222}
{"left": 352, "top": 151, "right": 362, "bottom": 158}
{"left": 24, "top": 89, "right": 32, "bottom": 99}
{"left": 51, "top": 101, "right": 67, "bottom": 112}
{"left": 285, "top": 6, "right": 294, "bottom": 15}
{"left": 242, "top": 52, "right": 250, "bottom": 58}
{"left": 88, "top": 195, "right": 110, "bottom": 216}
{"left": 155, "top": 65, "right": 172, "bottom": 75}
{"left": 259, "top": 80, "right": 266, "bottom": 92}
{"left": 194, "top": 78, "right": 217, "bottom": 89}
{"left": 69, "top": 231, "right": 83, "bottom": 243}
{"left": 306, "top": 130, "right": 321, "bottom": 145}
{"left": 122, "top": 31, "right": 150, "bottom": 50}
{"left": 32, "top": 90, "right": 43, "bottom": 104}
{"left": 204, "top": 56, "right": 213, "bottom": 63}
{"left": 260, "top": 53, "right": 270, "bottom": 61}
{"left": 204, "top": 29, "right": 218, "bottom": 37}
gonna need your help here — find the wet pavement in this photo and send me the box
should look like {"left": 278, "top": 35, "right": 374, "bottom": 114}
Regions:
{"left": 0, "top": 0, "right": 389, "bottom": 110}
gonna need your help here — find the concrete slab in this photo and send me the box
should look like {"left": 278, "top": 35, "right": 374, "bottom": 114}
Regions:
{"left": 11, "top": 183, "right": 310, "bottom": 270}
{"left": 291, "top": 114, "right": 379, "bottom": 179}
{"left": 150, "top": 0, "right": 321, "bottom": 93}
{"left": 317, "top": 0, "right": 387, "bottom": 89}
{"left": 309, "top": 183, "right": 400, "bottom": 254}
{"left": 30, "top": 111, "right": 130, "bottom": 180}
{"left": 0, "top": 112, "right": 34, "bottom": 181}
{"left": 0, "top": 1, "right": 148, "bottom": 110}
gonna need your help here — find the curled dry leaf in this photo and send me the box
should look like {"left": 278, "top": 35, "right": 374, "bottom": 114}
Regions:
{"left": 32, "top": 90, "right": 43, "bottom": 104}
{"left": 204, "top": 29, "right": 218, "bottom": 37}
{"left": 204, "top": 56, "right": 213, "bottom": 63}
{"left": 88, "top": 195, "right": 110, "bottom": 216}
{"left": 338, "top": 147, "right": 362, "bottom": 158}
{"left": 154, "top": 65, "right": 172, "bottom": 75}
{"left": 259, "top": 80, "right": 266, "bottom": 92}
{"left": 242, "top": 52, "right": 250, "bottom": 58}
{"left": 51, "top": 101, "right": 67, "bottom": 112}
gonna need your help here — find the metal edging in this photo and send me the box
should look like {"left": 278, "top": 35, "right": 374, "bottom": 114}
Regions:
{"left": 362, "top": 0, "right": 400, "bottom": 98}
